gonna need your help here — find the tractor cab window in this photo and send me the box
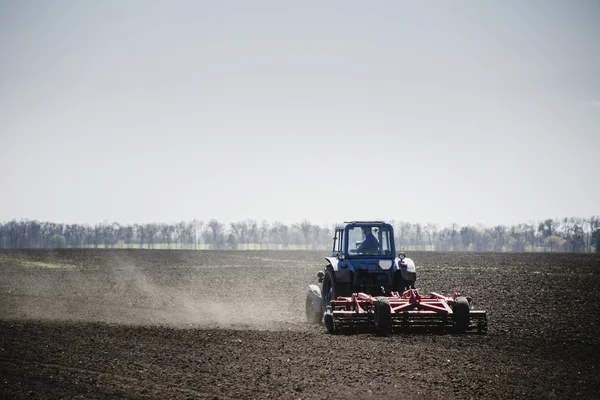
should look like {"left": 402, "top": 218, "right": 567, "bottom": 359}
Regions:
{"left": 347, "top": 225, "right": 392, "bottom": 256}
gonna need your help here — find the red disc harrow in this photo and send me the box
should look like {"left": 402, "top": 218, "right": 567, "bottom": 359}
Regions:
{"left": 325, "top": 289, "right": 487, "bottom": 334}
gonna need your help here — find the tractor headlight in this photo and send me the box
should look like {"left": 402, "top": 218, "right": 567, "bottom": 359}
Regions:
{"left": 337, "top": 253, "right": 345, "bottom": 260}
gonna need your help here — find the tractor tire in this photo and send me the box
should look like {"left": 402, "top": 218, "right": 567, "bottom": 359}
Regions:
{"left": 453, "top": 297, "right": 470, "bottom": 333}
{"left": 321, "top": 268, "right": 351, "bottom": 313}
{"left": 324, "top": 313, "right": 335, "bottom": 334}
{"left": 374, "top": 297, "right": 391, "bottom": 336}
{"left": 321, "top": 269, "right": 335, "bottom": 314}
{"left": 305, "top": 289, "right": 322, "bottom": 324}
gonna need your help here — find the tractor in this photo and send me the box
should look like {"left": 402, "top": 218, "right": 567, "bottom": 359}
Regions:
{"left": 305, "top": 221, "right": 487, "bottom": 335}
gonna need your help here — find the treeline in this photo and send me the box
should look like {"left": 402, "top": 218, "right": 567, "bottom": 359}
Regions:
{"left": 0, "top": 217, "right": 599, "bottom": 253}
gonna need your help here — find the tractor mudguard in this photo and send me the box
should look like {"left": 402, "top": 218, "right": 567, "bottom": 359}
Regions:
{"left": 325, "top": 257, "right": 353, "bottom": 283}
{"left": 325, "top": 257, "right": 339, "bottom": 271}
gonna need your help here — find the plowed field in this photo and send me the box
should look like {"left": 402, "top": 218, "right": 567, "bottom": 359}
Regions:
{"left": 1, "top": 250, "right": 599, "bottom": 399}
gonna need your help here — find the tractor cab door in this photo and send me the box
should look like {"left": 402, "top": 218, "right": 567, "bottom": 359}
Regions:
{"left": 377, "top": 228, "right": 392, "bottom": 255}
{"left": 332, "top": 229, "right": 344, "bottom": 256}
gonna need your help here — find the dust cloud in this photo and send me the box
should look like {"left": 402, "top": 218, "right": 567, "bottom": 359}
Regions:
{"left": 0, "top": 250, "right": 319, "bottom": 330}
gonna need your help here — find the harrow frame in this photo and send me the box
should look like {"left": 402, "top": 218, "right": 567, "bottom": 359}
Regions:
{"left": 324, "top": 289, "right": 487, "bottom": 335}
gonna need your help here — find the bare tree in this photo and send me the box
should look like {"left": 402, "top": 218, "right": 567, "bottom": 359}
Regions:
{"left": 424, "top": 223, "right": 438, "bottom": 249}
{"left": 449, "top": 223, "right": 460, "bottom": 251}
{"left": 191, "top": 220, "right": 203, "bottom": 249}
{"left": 259, "top": 220, "right": 270, "bottom": 249}
{"left": 538, "top": 219, "right": 559, "bottom": 240}
{"left": 230, "top": 221, "right": 249, "bottom": 250}
{"left": 589, "top": 216, "right": 600, "bottom": 253}
{"left": 159, "top": 223, "right": 174, "bottom": 249}
{"left": 145, "top": 223, "right": 158, "bottom": 249}
{"left": 207, "top": 219, "right": 225, "bottom": 249}
{"left": 124, "top": 225, "right": 134, "bottom": 248}
{"left": 201, "top": 227, "right": 213, "bottom": 249}
{"left": 270, "top": 221, "right": 284, "bottom": 249}
{"left": 491, "top": 225, "right": 507, "bottom": 252}
{"left": 460, "top": 226, "right": 476, "bottom": 251}
{"left": 300, "top": 219, "right": 312, "bottom": 249}
{"left": 247, "top": 219, "right": 258, "bottom": 249}
{"left": 593, "top": 228, "right": 600, "bottom": 254}
{"left": 395, "top": 222, "right": 412, "bottom": 250}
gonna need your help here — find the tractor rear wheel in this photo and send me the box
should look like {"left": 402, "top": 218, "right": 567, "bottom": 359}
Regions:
{"left": 321, "top": 269, "right": 352, "bottom": 313}
{"left": 374, "top": 297, "right": 391, "bottom": 336}
{"left": 453, "top": 297, "right": 470, "bottom": 333}
{"left": 321, "top": 269, "right": 335, "bottom": 314}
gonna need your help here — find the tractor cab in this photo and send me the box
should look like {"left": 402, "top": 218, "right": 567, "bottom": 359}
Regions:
{"left": 320, "top": 221, "right": 416, "bottom": 304}
{"left": 332, "top": 222, "right": 395, "bottom": 258}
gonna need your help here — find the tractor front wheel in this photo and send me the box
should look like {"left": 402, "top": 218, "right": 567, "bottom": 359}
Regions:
{"left": 305, "top": 289, "right": 322, "bottom": 324}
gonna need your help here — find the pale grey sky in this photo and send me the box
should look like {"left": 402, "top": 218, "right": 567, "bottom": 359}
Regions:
{"left": 1, "top": 1, "right": 599, "bottom": 227}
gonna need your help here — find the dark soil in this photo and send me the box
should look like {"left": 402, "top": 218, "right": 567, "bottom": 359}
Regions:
{"left": 1, "top": 250, "right": 599, "bottom": 399}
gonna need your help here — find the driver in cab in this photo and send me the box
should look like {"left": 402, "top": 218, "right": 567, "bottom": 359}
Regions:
{"left": 358, "top": 227, "right": 379, "bottom": 252}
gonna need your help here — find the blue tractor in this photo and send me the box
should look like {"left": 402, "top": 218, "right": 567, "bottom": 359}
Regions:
{"left": 305, "top": 221, "right": 417, "bottom": 325}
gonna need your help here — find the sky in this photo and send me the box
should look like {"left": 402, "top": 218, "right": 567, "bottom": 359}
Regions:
{"left": 1, "top": 0, "right": 599, "bottom": 227}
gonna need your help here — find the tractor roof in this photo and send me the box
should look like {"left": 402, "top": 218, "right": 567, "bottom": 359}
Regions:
{"left": 343, "top": 221, "right": 387, "bottom": 224}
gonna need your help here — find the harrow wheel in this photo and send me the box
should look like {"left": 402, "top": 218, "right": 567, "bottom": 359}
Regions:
{"left": 324, "top": 313, "right": 335, "bottom": 334}
{"left": 452, "top": 297, "right": 470, "bottom": 333}
{"left": 374, "top": 297, "right": 391, "bottom": 336}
